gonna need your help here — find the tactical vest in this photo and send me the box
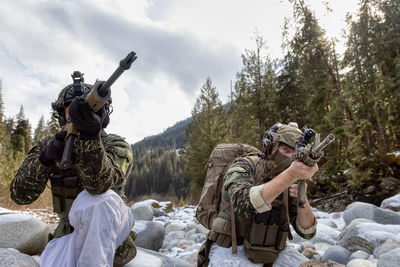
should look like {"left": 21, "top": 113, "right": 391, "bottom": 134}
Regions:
{"left": 49, "top": 173, "right": 82, "bottom": 238}
{"left": 209, "top": 155, "right": 292, "bottom": 264}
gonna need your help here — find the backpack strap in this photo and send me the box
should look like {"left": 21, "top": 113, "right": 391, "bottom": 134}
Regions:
{"left": 220, "top": 201, "right": 238, "bottom": 254}
{"left": 282, "top": 189, "right": 293, "bottom": 240}
{"left": 265, "top": 157, "right": 292, "bottom": 180}
{"left": 231, "top": 205, "right": 238, "bottom": 254}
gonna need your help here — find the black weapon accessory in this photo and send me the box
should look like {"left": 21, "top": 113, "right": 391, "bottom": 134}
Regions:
{"left": 39, "top": 131, "right": 67, "bottom": 166}
{"left": 68, "top": 96, "right": 109, "bottom": 139}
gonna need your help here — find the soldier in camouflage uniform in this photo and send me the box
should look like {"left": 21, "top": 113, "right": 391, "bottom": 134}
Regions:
{"left": 10, "top": 77, "right": 136, "bottom": 266}
{"left": 200, "top": 123, "right": 318, "bottom": 267}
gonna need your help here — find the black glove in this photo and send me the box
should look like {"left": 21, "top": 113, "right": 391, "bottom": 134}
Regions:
{"left": 39, "top": 131, "right": 67, "bottom": 166}
{"left": 68, "top": 96, "right": 109, "bottom": 139}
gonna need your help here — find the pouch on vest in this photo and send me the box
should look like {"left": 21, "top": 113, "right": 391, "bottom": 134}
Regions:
{"left": 244, "top": 208, "right": 288, "bottom": 263}
{"left": 50, "top": 175, "right": 81, "bottom": 214}
{"left": 243, "top": 239, "right": 279, "bottom": 264}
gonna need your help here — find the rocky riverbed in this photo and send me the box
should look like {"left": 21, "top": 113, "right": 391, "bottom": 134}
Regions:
{"left": 1, "top": 193, "right": 400, "bottom": 266}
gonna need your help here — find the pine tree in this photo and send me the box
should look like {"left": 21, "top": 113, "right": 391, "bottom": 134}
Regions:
{"left": 10, "top": 105, "right": 32, "bottom": 156}
{"left": 33, "top": 116, "right": 46, "bottom": 143}
{"left": 45, "top": 115, "right": 61, "bottom": 135}
{"left": 229, "top": 36, "right": 278, "bottom": 146}
{"left": 182, "top": 78, "right": 227, "bottom": 191}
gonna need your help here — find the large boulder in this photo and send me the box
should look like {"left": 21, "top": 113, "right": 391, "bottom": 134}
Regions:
{"left": 0, "top": 207, "right": 18, "bottom": 215}
{"left": 0, "top": 248, "right": 39, "bottom": 267}
{"left": 291, "top": 222, "right": 340, "bottom": 245}
{"left": 0, "top": 214, "right": 49, "bottom": 255}
{"left": 377, "top": 247, "right": 400, "bottom": 267}
{"left": 133, "top": 220, "right": 165, "bottom": 251}
{"left": 125, "top": 247, "right": 191, "bottom": 267}
{"left": 131, "top": 200, "right": 157, "bottom": 221}
{"left": 373, "top": 239, "right": 400, "bottom": 258}
{"left": 321, "top": 245, "right": 351, "bottom": 265}
{"left": 380, "top": 194, "right": 400, "bottom": 212}
{"left": 350, "top": 250, "right": 370, "bottom": 260}
{"left": 337, "top": 218, "right": 400, "bottom": 253}
{"left": 343, "top": 202, "right": 400, "bottom": 225}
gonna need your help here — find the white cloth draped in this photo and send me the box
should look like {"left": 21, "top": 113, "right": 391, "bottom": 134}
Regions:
{"left": 39, "top": 190, "right": 133, "bottom": 267}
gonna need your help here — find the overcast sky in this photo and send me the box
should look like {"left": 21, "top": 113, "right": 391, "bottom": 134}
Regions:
{"left": 0, "top": 0, "right": 359, "bottom": 144}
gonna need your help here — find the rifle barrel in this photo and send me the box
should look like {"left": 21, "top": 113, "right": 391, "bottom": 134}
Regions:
{"left": 312, "top": 134, "right": 335, "bottom": 155}
{"left": 98, "top": 51, "right": 137, "bottom": 97}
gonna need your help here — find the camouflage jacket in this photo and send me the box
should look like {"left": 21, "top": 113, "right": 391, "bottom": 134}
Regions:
{"left": 10, "top": 131, "right": 133, "bottom": 206}
{"left": 223, "top": 155, "right": 316, "bottom": 239}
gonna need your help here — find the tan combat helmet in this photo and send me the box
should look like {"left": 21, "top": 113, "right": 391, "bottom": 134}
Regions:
{"left": 261, "top": 122, "right": 303, "bottom": 159}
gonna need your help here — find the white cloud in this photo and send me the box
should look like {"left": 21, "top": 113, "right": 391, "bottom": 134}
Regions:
{"left": 0, "top": 0, "right": 358, "bottom": 144}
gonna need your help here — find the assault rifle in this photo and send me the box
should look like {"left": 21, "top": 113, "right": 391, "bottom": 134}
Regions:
{"left": 294, "top": 127, "right": 335, "bottom": 208}
{"left": 59, "top": 51, "right": 137, "bottom": 170}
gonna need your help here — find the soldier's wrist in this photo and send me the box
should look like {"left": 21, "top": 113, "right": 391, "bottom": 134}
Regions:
{"left": 285, "top": 167, "right": 299, "bottom": 183}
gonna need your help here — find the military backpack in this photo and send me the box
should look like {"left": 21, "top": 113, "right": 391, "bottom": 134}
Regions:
{"left": 195, "top": 143, "right": 261, "bottom": 230}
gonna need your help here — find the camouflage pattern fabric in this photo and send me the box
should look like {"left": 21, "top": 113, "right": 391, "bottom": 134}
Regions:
{"left": 224, "top": 162, "right": 257, "bottom": 220}
{"left": 223, "top": 155, "right": 316, "bottom": 239}
{"left": 10, "top": 131, "right": 132, "bottom": 205}
{"left": 10, "top": 130, "right": 135, "bottom": 264}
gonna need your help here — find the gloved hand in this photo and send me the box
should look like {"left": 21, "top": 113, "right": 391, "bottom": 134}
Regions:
{"left": 39, "top": 131, "right": 67, "bottom": 166}
{"left": 68, "top": 96, "right": 110, "bottom": 139}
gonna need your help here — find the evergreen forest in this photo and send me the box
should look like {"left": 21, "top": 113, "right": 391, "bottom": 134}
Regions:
{"left": 0, "top": 0, "right": 400, "bottom": 209}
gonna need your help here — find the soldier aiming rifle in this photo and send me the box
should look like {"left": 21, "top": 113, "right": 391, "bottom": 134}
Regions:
{"left": 10, "top": 52, "right": 138, "bottom": 266}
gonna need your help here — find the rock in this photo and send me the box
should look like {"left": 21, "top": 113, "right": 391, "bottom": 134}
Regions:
{"left": 183, "top": 243, "right": 201, "bottom": 252}
{"left": 377, "top": 247, "right": 400, "bottom": 267}
{"left": 321, "top": 245, "right": 351, "bottom": 265}
{"left": 299, "top": 241, "right": 315, "bottom": 253}
{"left": 154, "top": 216, "right": 169, "bottom": 223}
{"left": 380, "top": 194, "right": 400, "bottom": 212}
{"left": 298, "top": 259, "right": 345, "bottom": 267}
{"left": 292, "top": 223, "right": 340, "bottom": 245}
{"left": 337, "top": 218, "right": 400, "bottom": 253}
{"left": 0, "top": 248, "right": 39, "bottom": 267}
{"left": 133, "top": 220, "right": 165, "bottom": 251}
{"left": 131, "top": 201, "right": 155, "bottom": 221}
{"left": 165, "top": 239, "right": 180, "bottom": 250}
{"left": 187, "top": 232, "right": 206, "bottom": 243}
{"left": 273, "top": 245, "right": 309, "bottom": 267}
{"left": 125, "top": 247, "right": 191, "bottom": 267}
{"left": 153, "top": 208, "right": 168, "bottom": 218}
{"left": 373, "top": 239, "right": 400, "bottom": 258}
{"left": 343, "top": 202, "right": 400, "bottom": 225}
{"left": 346, "top": 259, "right": 377, "bottom": 267}
{"left": 317, "top": 218, "right": 338, "bottom": 228}
{"left": 364, "top": 185, "right": 376, "bottom": 194}
{"left": 165, "top": 221, "right": 186, "bottom": 232}
{"left": 350, "top": 250, "right": 370, "bottom": 260}
{"left": 302, "top": 248, "right": 318, "bottom": 259}
{"left": 177, "top": 239, "right": 194, "bottom": 249}
{"left": 186, "top": 222, "right": 198, "bottom": 232}
{"left": 159, "top": 201, "right": 174, "bottom": 213}
{"left": 380, "top": 177, "right": 400, "bottom": 193}
{"left": 314, "top": 242, "right": 332, "bottom": 254}
{"left": 196, "top": 224, "right": 209, "bottom": 235}
{"left": 331, "top": 212, "right": 342, "bottom": 220}
{"left": 0, "top": 208, "right": 18, "bottom": 215}
{"left": 178, "top": 250, "right": 198, "bottom": 265}
{"left": 164, "top": 230, "right": 185, "bottom": 243}
{"left": 0, "top": 214, "right": 49, "bottom": 255}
